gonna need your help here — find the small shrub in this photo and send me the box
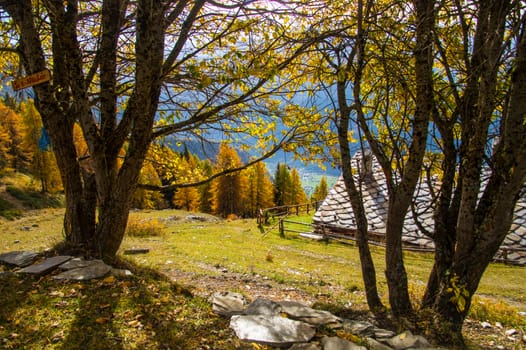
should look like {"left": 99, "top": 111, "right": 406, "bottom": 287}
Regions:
{"left": 265, "top": 250, "right": 273, "bottom": 262}
{"left": 126, "top": 218, "right": 166, "bottom": 237}
{"left": 226, "top": 213, "right": 239, "bottom": 221}
{"left": 469, "top": 296, "right": 526, "bottom": 329}
{"left": 0, "top": 197, "right": 23, "bottom": 220}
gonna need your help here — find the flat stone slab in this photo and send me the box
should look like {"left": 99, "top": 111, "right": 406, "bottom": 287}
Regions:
{"left": 386, "top": 330, "right": 431, "bottom": 350}
{"left": 53, "top": 260, "right": 112, "bottom": 281}
{"left": 245, "top": 297, "right": 281, "bottom": 316}
{"left": 123, "top": 248, "right": 150, "bottom": 255}
{"left": 0, "top": 251, "right": 40, "bottom": 267}
{"left": 17, "top": 256, "right": 72, "bottom": 275}
{"left": 343, "top": 320, "right": 375, "bottom": 337}
{"left": 289, "top": 344, "right": 321, "bottom": 350}
{"left": 279, "top": 300, "right": 342, "bottom": 327}
{"left": 212, "top": 291, "right": 247, "bottom": 316}
{"left": 230, "top": 315, "right": 315, "bottom": 347}
{"left": 59, "top": 257, "right": 93, "bottom": 270}
{"left": 321, "top": 336, "right": 367, "bottom": 350}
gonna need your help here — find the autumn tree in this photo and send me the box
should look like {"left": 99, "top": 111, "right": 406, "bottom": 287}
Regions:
{"left": 289, "top": 168, "right": 307, "bottom": 205}
{"left": 0, "top": 106, "right": 12, "bottom": 173}
{"left": 172, "top": 155, "right": 200, "bottom": 211}
{"left": 245, "top": 161, "right": 274, "bottom": 217}
{"left": 19, "top": 100, "right": 62, "bottom": 193}
{"left": 212, "top": 142, "right": 248, "bottom": 217}
{"left": 416, "top": 1, "right": 526, "bottom": 344}
{"left": 131, "top": 161, "right": 165, "bottom": 209}
{"left": 0, "top": 102, "right": 31, "bottom": 173}
{"left": 0, "top": 0, "right": 334, "bottom": 260}
{"left": 198, "top": 161, "right": 214, "bottom": 213}
{"left": 303, "top": 0, "right": 526, "bottom": 344}
{"left": 311, "top": 176, "right": 328, "bottom": 202}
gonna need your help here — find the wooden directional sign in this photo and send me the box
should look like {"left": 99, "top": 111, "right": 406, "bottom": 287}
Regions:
{"left": 12, "top": 69, "right": 51, "bottom": 91}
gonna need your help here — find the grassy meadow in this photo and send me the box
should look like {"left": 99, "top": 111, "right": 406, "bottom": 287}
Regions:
{"left": 1, "top": 208, "right": 525, "bottom": 349}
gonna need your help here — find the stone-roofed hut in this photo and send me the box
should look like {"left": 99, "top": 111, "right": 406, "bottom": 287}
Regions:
{"left": 312, "top": 151, "right": 526, "bottom": 265}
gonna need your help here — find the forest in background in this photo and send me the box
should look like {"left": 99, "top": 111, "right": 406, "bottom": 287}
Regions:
{"left": 0, "top": 98, "right": 329, "bottom": 218}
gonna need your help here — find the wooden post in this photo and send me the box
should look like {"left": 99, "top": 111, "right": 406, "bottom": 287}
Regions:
{"left": 279, "top": 219, "right": 284, "bottom": 237}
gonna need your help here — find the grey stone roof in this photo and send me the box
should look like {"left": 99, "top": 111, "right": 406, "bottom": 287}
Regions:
{"left": 313, "top": 151, "right": 526, "bottom": 265}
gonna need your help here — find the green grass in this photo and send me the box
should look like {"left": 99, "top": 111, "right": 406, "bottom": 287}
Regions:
{"left": 1, "top": 209, "right": 525, "bottom": 349}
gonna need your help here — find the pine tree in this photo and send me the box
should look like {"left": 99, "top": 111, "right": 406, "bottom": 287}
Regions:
{"left": 273, "top": 163, "right": 292, "bottom": 206}
{"left": 212, "top": 143, "right": 248, "bottom": 217}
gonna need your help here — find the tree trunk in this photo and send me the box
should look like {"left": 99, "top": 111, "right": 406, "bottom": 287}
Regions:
{"left": 3, "top": 0, "right": 165, "bottom": 261}
{"left": 336, "top": 75, "right": 384, "bottom": 313}
{"left": 384, "top": 200, "right": 413, "bottom": 316}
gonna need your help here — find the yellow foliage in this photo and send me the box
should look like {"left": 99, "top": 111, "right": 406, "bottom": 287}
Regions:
{"left": 125, "top": 218, "right": 166, "bottom": 237}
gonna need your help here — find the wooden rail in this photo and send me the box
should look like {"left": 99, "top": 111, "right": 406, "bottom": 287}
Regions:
{"left": 278, "top": 219, "right": 526, "bottom": 266}
{"left": 258, "top": 201, "right": 322, "bottom": 226}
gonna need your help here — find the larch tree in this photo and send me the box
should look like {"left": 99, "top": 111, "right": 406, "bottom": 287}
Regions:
{"left": 19, "top": 100, "right": 62, "bottom": 193}
{"left": 289, "top": 168, "right": 307, "bottom": 205}
{"left": 212, "top": 142, "right": 248, "bottom": 217}
{"left": 311, "top": 176, "right": 328, "bottom": 203}
{"left": 0, "top": 103, "right": 13, "bottom": 172}
{"left": 246, "top": 161, "right": 274, "bottom": 217}
{"left": 0, "top": 0, "right": 333, "bottom": 260}
{"left": 172, "top": 157, "right": 200, "bottom": 211}
{"left": 198, "top": 161, "right": 214, "bottom": 213}
{"left": 0, "top": 102, "right": 31, "bottom": 172}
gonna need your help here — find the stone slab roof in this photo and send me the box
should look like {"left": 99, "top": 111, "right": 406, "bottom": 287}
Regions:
{"left": 313, "top": 151, "right": 526, "bottom": 266}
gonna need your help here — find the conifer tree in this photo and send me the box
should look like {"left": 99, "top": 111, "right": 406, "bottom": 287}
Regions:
{"left": 0, "top": 102, "right": 31, "bottom": 172}
{"left": 132, "top": 162, "right": 165, "bottom": 209}
{"left": 289, "top": 168, "right": 307, "bottom": 205}
{"left": 20, "top": 101, "right": 62, "bottom": 192}
{"left": 312, "top": 176, "right": 329, "bottom": 202}
{"left": 0, "top": 114, "right": 12, "bottom": 173}
{"left": 198, "top": 161, "right": 214, "bottom": 213}
{"left": 172, "top": 157, "right": 199, "bottom": 211}
{"left": 273, "top": 163, "right": 292, "bottom": 206}
{"left": 212, "top": 143, "right": 248, "bottom": 217}
{"left": 246, "top": 162, "right": 275, "bottom": 216}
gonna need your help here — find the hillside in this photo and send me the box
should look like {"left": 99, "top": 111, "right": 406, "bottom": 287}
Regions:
{"left": 0, "top": 173, "right": 64, "bottom": 220}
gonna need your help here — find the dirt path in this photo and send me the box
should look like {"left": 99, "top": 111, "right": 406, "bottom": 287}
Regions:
{"left": 162, "top": 266, "right": 525, "bottom": 350}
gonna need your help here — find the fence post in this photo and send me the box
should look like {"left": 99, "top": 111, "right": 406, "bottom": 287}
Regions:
{"left": 279, "top": 219, "right": 284, "bottom": 237}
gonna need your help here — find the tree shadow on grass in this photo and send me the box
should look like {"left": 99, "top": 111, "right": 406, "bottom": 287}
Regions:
{"left": 0, "top": 259, "right": 239, "bottom": 349}
{"left": 56, "top": 258, "right": 238, "bottom": 349}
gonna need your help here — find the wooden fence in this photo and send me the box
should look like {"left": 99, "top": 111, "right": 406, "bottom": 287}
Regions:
{"left": 277, "top": 219, "right": 526, "bottom": 266}
{"left": 257, "top": 201, "right": 322, "bottom": 226}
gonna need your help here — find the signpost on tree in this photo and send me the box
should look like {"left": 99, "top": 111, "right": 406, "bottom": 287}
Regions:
{"left": 12, "top": 69, "right": 51, "bottom": 91}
